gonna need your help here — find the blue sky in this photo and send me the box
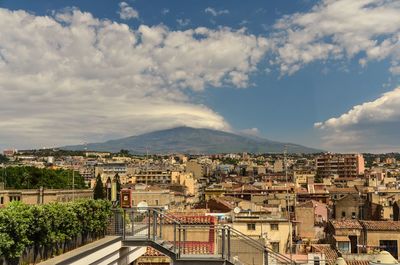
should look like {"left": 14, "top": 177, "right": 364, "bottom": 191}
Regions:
{"left": 0, "top": 0, "right": 399, "bottom": 152}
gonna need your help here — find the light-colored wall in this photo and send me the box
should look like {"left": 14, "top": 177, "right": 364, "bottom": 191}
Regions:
{"left": 230, "top": 220, "right": 291, "bottom": 254}
{"left": 185, "top": 161, "right": 203, "bottom": 179}
{"left": 296, "top": 207, "right": 315, "bottom": 239}
{"left": 131, "top": 191, "right": 172, "bottom": 207}
{"left": 361, "top": 230, "right": 400, "bottom": 257}
{"left": 0, "top": 189, "right": 93, "bottom": 206}
{"left": 335, "top": 196, "right": 360, "bottom": 219}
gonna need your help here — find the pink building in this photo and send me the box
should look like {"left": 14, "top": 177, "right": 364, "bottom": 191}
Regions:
{"left": 316, "top": 153, "right": 365, "bottom": 178}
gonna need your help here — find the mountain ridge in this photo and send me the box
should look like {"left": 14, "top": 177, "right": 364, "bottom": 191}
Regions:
{"left": 61, "top": 126, "right": 322, "bottom": 154}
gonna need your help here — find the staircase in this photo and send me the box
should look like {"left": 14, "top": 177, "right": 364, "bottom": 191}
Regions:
{"left": 108, "top": 208, "right": 297, "bottom": 265}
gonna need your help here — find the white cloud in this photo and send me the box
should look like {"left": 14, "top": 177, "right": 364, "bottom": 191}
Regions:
{"left": 176, "top": 18, "right": 190, "bottom": 27}
{"left": 272, "top": 0, "right": 400, "bottom": 75}
{"left": 205, "top": 7, "right": 229, "bottom": 17}
{"left": 0, "top": 8, "right": 269, "bottom": 149}
{"left": 315, "top": 87, "right": 400, "bottom": 152}
{"left": 239, "top": 128, "right": 261, "bottom": 137}
{"left": 118, "top": 2, "right": 139, "bottom": 20}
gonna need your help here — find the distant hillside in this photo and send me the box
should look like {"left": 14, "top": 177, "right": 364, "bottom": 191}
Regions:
{"left": 62, "top": 126, "right": 322, "bottom": 154}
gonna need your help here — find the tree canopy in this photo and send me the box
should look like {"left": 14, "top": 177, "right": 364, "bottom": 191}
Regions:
{"left": 93, "top": 174, "right": 105, "bottom": 200}
{"left": 2, "top": 166, "right": 86, "bottom": 189}
{"left": 0, "top": 200, "right": 112, "bottom": 263}
{"left": 0, "top": 155, "right": 8, "bottom": 163}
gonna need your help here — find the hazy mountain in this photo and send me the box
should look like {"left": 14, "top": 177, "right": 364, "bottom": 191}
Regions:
{"left": 62, "top": 126, "right": 322, "bottom": 154}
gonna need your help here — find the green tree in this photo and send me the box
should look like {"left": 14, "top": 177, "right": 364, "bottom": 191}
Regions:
{"left": 0, "top": 199, "right": 112, "bottom": 264}
{"left": 0, "top": 155, "right": 8, "bottom": 163}
{"left": 93, "top": 174, "right": 105, "bottom": 200}
{"left": 0, "top": 202, "right": 32, "bottom": 264}
{"left": 119, "top": 149, "right": 130, "bottom": 156}
{"left": 2, "top": 166, "right": 85, "bottom": 189}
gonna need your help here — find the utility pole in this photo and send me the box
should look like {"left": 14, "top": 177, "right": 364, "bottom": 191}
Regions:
{"left": 284, "top": 146, "right": 293, "bottom": 260}
{"left": 145, "top": 147, "right": 149, "bottom": 186}
{"left": 72, "top": 168, "right": 75, "bottom": 201}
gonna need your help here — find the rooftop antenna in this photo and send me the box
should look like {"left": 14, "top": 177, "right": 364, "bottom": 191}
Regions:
{"left": 145, "top": 146, "right": 149, "bottom": 186}
{"left": 72, "top": 168, "right": 75, "bottom": 201}
{"left": 284, "top": 145, "right": 293, "bottom": 259}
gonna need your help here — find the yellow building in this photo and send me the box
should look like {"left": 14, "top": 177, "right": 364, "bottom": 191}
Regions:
{"left": 230, "top": 213, "right": 292, "bottom": 254}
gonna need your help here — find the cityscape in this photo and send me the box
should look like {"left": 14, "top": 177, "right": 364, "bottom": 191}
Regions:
{"left": 1, "top": 1, "right": 400, "bottom": 265}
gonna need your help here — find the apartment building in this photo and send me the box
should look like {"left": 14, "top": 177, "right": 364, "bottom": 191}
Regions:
{"left": 230, "top": 213, "right": 292, "bottom": 254}
{"left": 133, "top": 169, "right": 174, "bottom": 184}
{"left": 316, "top": 154, "right": 365, "bottom": 178}
{"left": 95, "top": 162, "right": 131, "bottom": 183}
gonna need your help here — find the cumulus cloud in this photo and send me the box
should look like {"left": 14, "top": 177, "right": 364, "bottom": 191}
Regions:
{"left": 272, "top": 0, "right": 400, "bottom": 75}
{"left": 315, "top": 87, "right": 400, "bottom": 152}
{"left": 118, "top": 2, "right": 139, "bottom": 20}
{"left": 205, "top": 7, "right": 229, "bottom": 16}
{"left": 0, "top": 8, "right": 269, "bottom": 149}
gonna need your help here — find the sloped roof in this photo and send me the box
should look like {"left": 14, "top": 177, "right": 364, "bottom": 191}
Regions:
{"left": 328, "top": 187, "right": 358, "bottom": 194}
{"left": 311, "top": 244, "right": 338, "bottom": 265}
{"left": 345, "top": 260, "right": 370, "bottom": 265}
{"left": 297, "top": 200, "right": 327, "bottom": 208}
{"left": 330, "top": 220, "right": 362, "bottom": 229}
{"left": 361, "top": 221, "right": 400, "bottom": 231}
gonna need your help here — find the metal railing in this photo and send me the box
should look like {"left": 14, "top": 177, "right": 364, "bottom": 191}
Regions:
{"left": 109, "top": 207, "right": 297, "bottom": 265}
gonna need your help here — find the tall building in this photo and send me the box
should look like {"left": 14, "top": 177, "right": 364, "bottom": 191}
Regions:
{"left": 316, "top": 153, "right": 365, "bottom": 178}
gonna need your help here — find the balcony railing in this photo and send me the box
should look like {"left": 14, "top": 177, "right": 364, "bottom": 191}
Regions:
{"left": 108, "top": 207, "right": 297, "bottom": 265}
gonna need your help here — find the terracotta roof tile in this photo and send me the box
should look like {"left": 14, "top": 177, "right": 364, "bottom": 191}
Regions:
{"left": 297, "top": 200, "right": 327, "bottom": 208}
{"left": 162, "top": 214, "right": 216, "bottom": 225}
{"left": 330, "top": 220, "right": 362, "bottom": 229}
{"left": 144, "top": 247, "right": 164, "bottom": 256}
{"left": 361, "top": 221, "right": 400, "bottom": 231}
{"left": 311, "top": 244, "right": 338, "bottom": 265}
{"left": 328, "top": 187, "right": 358, "bottom": 194}
{"left": 345, "top": 260, "right": 370, "bottom": 265}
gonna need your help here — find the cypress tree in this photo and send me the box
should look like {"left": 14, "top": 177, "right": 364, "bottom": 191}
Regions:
{"left": 93, "top": 174, "right": 105, "bottom": 199}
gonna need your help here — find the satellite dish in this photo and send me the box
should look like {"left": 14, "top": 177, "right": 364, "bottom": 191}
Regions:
{"left": 233, "top": 207, "right": 241, "bottom": 214}
{"left": 137, "top": 201, "right": 148, "bottom": 212}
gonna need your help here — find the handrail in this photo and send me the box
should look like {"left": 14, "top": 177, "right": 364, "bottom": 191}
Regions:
{"left": 226, "top": 225, "right": 296, "bottom": 264}
{"left": 117, "top": 209, "right": 296, "bottom": 264}
{"left": 153, "top": 208, "right": 181, "bottom": 225}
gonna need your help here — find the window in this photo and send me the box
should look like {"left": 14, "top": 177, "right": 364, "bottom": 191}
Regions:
{"left": 337, "top": 242, "right": 350, "bottom": 253}
{"left": 247, "top": 223, "right": 256, "bottom": 230}
{"left": 271, "top": 242, "right": 279, "bottom": 253}
{"left": 380, "top": 240, "right": 398, "bottom": 259}
{"left": 155, "top": 199, "right": 159, "bottom": 206}
{"left": 0, "top": 197, "right": 3, "bottom": 204}
{"left": 9, "top": 196, "right": 21, "bottom": 202}
{"left": 341, "top": 211, "right": 346, "bottom": 218}
{"left": 351, "top": 212, "right": 356, "bottom": 219}
{"left": 314, "top": 257, "right": 320, "bottom": 265}
{"left": 270, "top": 223, "right": 279, "bottom": 231}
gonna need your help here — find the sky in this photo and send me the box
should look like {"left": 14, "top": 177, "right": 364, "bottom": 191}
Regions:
{"left": 0, "top": 0, "right": 399, "bottom": 153}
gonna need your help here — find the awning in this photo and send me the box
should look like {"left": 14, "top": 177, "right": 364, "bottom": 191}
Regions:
{"left": 334, "top": 235, "right": 350, "bottom": 242}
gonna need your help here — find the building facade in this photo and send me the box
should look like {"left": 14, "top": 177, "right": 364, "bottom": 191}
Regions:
{"left": 316, "top": 154, "right": 365, "bottom": 178}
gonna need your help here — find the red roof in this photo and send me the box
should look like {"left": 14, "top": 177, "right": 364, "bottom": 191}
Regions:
{"left": 330, "top": 220, "right": 362, "bottom": 229}
{"left": 163, "top": 214, "right": 216, "bottom": 225}
{"left": 361, "top": 221, "right": 400, "bottom": 231}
